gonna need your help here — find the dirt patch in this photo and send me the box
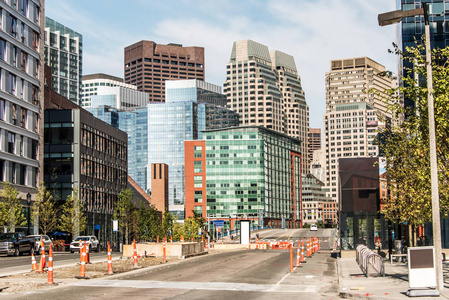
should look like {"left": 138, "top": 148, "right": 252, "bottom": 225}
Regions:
{"left": 0, "top": 249, "right": 236, "bottom": 294}
{"left": 0, "top": 256, "right": 179, "bottom": 293}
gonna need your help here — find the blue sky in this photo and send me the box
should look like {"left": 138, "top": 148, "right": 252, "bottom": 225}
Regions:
{"left": 45, "top": 0, "right": 397, "bottom": 129}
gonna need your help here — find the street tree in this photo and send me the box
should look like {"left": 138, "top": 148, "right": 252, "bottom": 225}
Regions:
{"left": 33, "top": 183, "right": 59, "bottom": 235}
{"left": 183, "top": 217, "right": 201, "bottom": 240}
{"left": 114, "top": 188, "right": 136, "bottom": 244}
{"left": 379, "top": 43, "right": 449, "bottom": 240}
{"left": 0, "top": 182, "right": 26, "bottom": 232}
{"left": 160, "top": 210, "right": 175, "bottom": 239}
{"left": 59, "top": 188, "right": 86, "bottom": 238}
{"left": 136, "top": 202, "right": 160, "bottom": 241}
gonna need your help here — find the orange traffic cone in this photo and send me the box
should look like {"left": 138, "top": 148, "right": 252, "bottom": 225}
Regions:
{"left": 31, "top": 252, "right": 38, "bottom": 271}
{"left": 75, "top": 243, "right": 87, "bottom": 279}
{"left": 163, "top": 238, "right": 166, "bottom": 263}
{"left": 300, "top": 239, "right": 306, "bottom": 263}
{"left": 296, "top": 246, "right": 301, "bottom": 267}
{"left": 107, "top": 241, "right": 113, "bottom": 275}
{"left": 47, "top": 244, "right": 54, "bottom": 284}
{"left": 133, "top": 239, "right": 138, "bottom": 268}
{"left": 38, "top": 240, "right": 46, "bottom": 273}
{"left": 180, "top": 235, "right": 184, "bottom": 243}
{"left": 86, "top": 242, "right": 91, "bottom": 264}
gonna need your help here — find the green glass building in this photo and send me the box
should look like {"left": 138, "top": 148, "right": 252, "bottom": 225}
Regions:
{"left": 201, "top": 126, "right": 302, "bottom": 229}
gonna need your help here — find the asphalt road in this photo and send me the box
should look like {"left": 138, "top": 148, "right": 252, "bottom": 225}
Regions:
{"left": 245, "top": 228, "right": 337, "bottom": 250}
{"left": 0, "top": 252, "right": 122, "bottom": 276}
{"left": 6, "top": 249, "right": 339, "bottom": 300}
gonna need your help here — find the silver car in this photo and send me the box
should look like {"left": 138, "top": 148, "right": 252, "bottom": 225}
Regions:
{"left": 28, "top": 235, "right": 52, "bottom": 252}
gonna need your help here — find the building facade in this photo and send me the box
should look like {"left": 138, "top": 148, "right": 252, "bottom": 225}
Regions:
{"left": 308, "top": 128, "right": 321, "bottom": 168}
{"left": 124, "top": 41, "right": 204, "bottom": 102}
{"left": 147, "top": 80, "right": 239, "bottom": 218}
{"left": 324, "top": 103, "right": 381, "bottom": 201}
{"left": 301, "top": 174, "right": 335, "bottom": 226}
{"left": 324, "top": 57, "right": 392, "bottom": 202}
{"left": 0, "top": 0, "right": 45, "bottom": 233}
{"left": 81, "top": 73, "right": 149, "bottom": 109}
{"left": 224, "top": 40, "right": 309, "bottom": 175}
{"left": 185, "top": 126, "right": 303, "bottom": 229}
{"left": 44, "top": 88, "right": 128, "bottom": 242}
{"left": 44, "top": 17, "right": 82, "bottom": 104}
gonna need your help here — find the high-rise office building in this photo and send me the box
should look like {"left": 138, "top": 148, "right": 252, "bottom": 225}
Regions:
{"left": 397, "top": 1, "right": 449, "bottom": 112}
{"left": 224, "top": 40, "right": 309, "bottom": 174}
{"left": 324, "top": 57, "right": 391, "bottom": 202}
{"left": 147, "top": 80, "right": 239, "bottom": 218}
{"left": 81, "top": 73, "right": 149, "bottom": 110}
{"left": 124, "top": 41, "right": 204, "bottom": 102}
{"left": 44, "top": 17, "right": 82, "bottom": 104}
{"left": 185, "top": 126, "right": 302, "bottom": 229}
{"left": 0, "top": 0, "right": 45, "bottom": 234}
{"left": 308, "top": 128, "right": 321, "bottom": 168}
{"left": 87, "top": 80, "right": 238, "bottom": 219}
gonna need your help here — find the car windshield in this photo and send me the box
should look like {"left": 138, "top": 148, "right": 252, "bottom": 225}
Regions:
{"left": 0, "top": 233, "right": 16, "bottom": 239}
{"left": 74, "top": 237, "right": 90, "bottom": 241}
{"left": 31, "top": 236, "right": 41, "bottom": 241}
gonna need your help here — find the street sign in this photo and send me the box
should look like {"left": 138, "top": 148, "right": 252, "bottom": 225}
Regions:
{"left": 213, "top": 220, "right": 224, "bottom": 227}
{"left": 113, "top": 220, "right": 118, "bottom": 232}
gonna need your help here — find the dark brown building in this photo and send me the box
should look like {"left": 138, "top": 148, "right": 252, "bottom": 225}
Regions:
{"left": 124, "top": 41, "right": 205, "bottom": 102}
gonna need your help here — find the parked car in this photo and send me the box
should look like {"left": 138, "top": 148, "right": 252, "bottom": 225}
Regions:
{"left": 70, "top": 236, "right": 100, "bottom": 253}
{"left": 310, "top": 224, "right": 318, "bottom": 231}
{"left": 27, "top": 235, "right": 52, "bottom": 252}
{"left": 0, "top": 232, "right": 35, "bottom": 256}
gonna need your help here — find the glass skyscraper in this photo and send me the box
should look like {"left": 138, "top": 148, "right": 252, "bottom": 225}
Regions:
{"left": 397, "top": 0, "right": 449, "bottom": 110}
{"left": 148, "top": 80, "right": 239, "bottom": 218}
{"left": 44, "top": 17, "right": 82, "bottom": 104}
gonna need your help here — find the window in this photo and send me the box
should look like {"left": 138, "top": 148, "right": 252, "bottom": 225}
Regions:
{"left": 194, "top": 161, "right": 202, "bottom": 173}
{"left": 0, "top": 99, "right": 4, "bottom": 120}
{"left": 10, "top": 16, "right": 17, "bottom": 37}
{"left": 194, "top": 176, "right": 202, "bottom": 188}
{"left": 8, "top": 132, "right": 15, "bottom": 154}
{"left": 21, "top": 51, "right": 27, "bottom": 71}
{"left": 0, "top": 39, "right": 5, "bottom": 60}
{"left": 9, "top": 73, "right": 16, "bottom": 95}
{"left": 32, "top": 31, "right": 38, "bottom": 50}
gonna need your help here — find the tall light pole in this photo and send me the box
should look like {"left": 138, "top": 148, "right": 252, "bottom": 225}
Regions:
{"left": 379, "top": 3, "right": 443, "bottom": 290}
{"left": 26, "top": 193, "right": 31, "bottom": 235}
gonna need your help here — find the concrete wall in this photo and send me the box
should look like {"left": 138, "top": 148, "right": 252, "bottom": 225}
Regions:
{"left": 123, "top": 242, "right": 205, "bottom": 258}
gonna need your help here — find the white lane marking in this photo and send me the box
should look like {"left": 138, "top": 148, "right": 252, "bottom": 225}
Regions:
{"left": 71, "top": 279, "right": 318, "bottom": 293}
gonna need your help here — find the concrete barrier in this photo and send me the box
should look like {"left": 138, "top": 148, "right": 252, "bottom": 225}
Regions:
{"left": 123, "top": 242, "right": 205, "bottom": 258}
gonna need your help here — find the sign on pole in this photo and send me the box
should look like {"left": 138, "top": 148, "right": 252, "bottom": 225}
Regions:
{"left": 113, "top": 220, "right": 118, "bottom": 232}
{"left": 213, "top": 220, "right": 224, "bottom": 228}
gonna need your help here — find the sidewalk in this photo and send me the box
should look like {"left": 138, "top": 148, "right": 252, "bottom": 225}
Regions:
{"left": 338, "top": 256, "right": 449, "bottom": 299}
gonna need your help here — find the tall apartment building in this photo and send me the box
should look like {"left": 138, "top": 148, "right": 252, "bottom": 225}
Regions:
{"left": 308, "top": 128, "right": 321, "bottom": 167}
{"left": 224, "top": 40, "right": 309, "bottom": 174}
{"left": 324, "top": 57, "right": 392, "bottom": 202}
{"left": 44, "top": 17, "right": 82, "bottom": 104}
{"left": 0, "top": 0, "right": 45, "bottom": 233}
{"left": 124, "top": 41, "right": 204, "bottom": 102}
{"left": 185, "top": 126, "right": 302, "bottom": 229}
{"left": 81, "top": 73, "right": 149, "bottom": 110}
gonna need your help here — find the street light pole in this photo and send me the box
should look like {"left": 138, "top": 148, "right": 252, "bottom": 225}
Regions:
{"left": 26, "top": 193, "right": 31, "bottom": 235}
{"left": 378, "top": 3, "right": 443, "bottom": 290}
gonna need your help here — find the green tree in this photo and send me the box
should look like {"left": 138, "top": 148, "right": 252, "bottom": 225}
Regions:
{"left": 380, "top": 42, "right": 449, "bottom": 236}
{"left": 160, "top": 210, "right": 175, "bottom": 238}
{"left": 33, "top": 183, "right": 59, "bottom": 235}
{"left": 114, "top": 188, "right": 136, "bottom": 244}
{"left": 59, "top": 188, "right": 86, "bottom": 237}
{"left": 136, "top": 202, "right": 160, "bottom": 241}
{"left": 183, "top": 217, "right": 201, "bottom": 240}
{"left": 0, "top": 182, "right": 26, "bottom": 232}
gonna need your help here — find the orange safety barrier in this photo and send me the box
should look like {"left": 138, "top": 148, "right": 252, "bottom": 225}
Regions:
{"left": 107, "top": 241, "right": 113, "bottom": 275}
{"left": 296, "top": 246, "right": 301, "bottom": 267}
{"left": 75, "top": 243, "right": 87, "bottom": 279}
{"left": 180, "top": 235, "right": 184, "bottom": 243}
{"left": 86, "top": 242, "right": 91, "bottom": 264}
{"left": 31, "top": 251, "right": 38, "bottom": 271}
{"left": 205, "top": 240, "right": 209, "bottom": 251}
{"left": 300, "top": 239, "right": 305, "bottom": 263}
{"left": 47, "top": 244, "right": 54, "bottom": 285}
{"left": 289, "top": 244, "right": 294, "bottom": 272}
{"left": 133, "top": 239, "right": 138, "bottom": 268}
{"left": 163, "top": 238, "right": 166, "bottom": 263}
{"left": 38, "top": 239, "right": 46, "bottom": 273}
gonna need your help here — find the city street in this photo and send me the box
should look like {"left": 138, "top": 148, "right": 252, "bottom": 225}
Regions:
{"left": 0, "top": 252, "right": 122, "bottom": 277}
{"left": 4, "top": 249, "right": 339, "bottom": 300}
